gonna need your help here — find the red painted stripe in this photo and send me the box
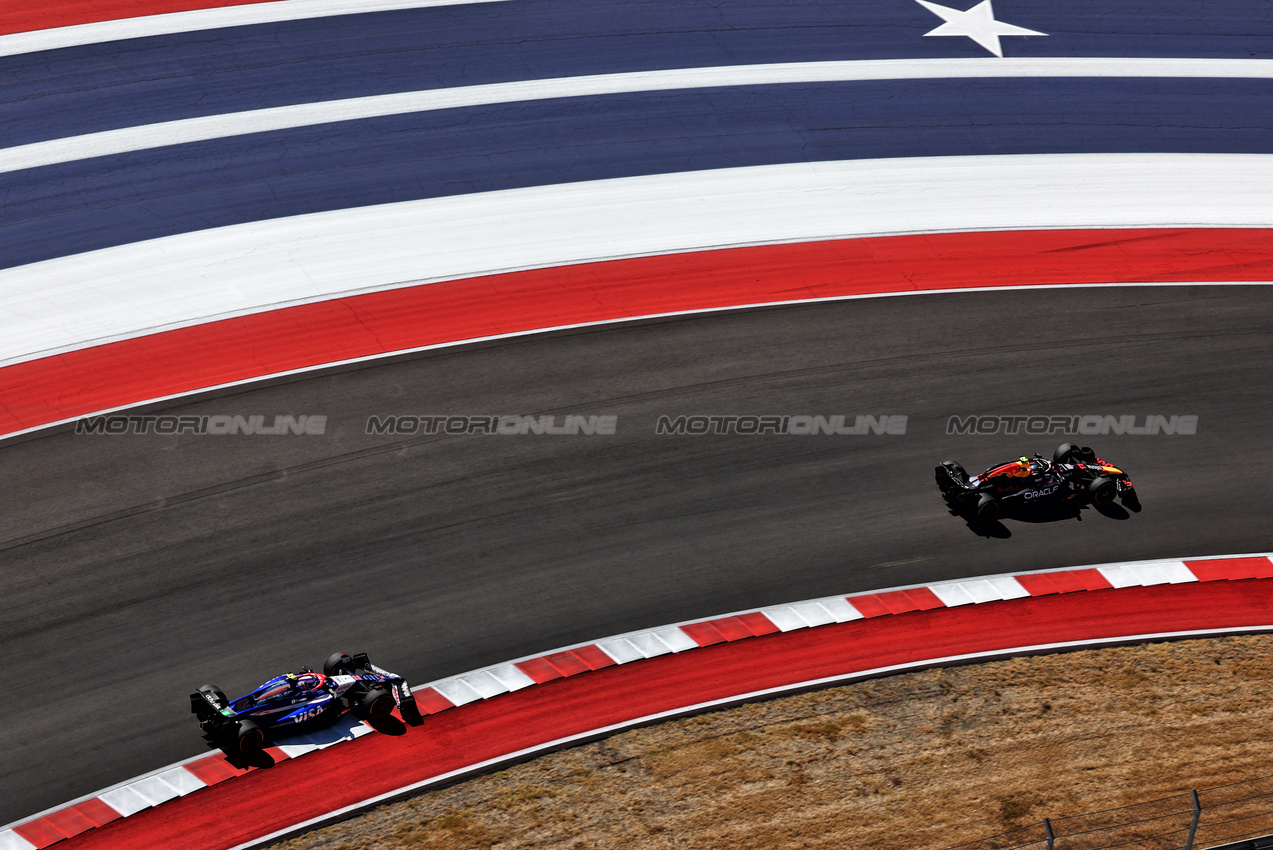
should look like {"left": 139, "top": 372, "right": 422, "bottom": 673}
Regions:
{"left": 846, "top": 594, "right": 894, "bottom": 618}
{"left": 70, "top": 800, "right": 122, "bottom": 828}
{"left": 183, "top": 755, "right": 245, "bottom": 786}
{"left": 1186, "top": 557, "right": 1273, "bottom": 581}
{"left": 571, "top": 645, "right": 618, "bottom": 671}
{"left": 13, "top": 817, "right": 68, "bottom": 848}
{"left": 681, "top": 621, "right": 726, "bottom": 647}
{"left": 542, "top": 651, "right": 592, "bottom": 678}
{"left": 410, "top": 687, "right": 455, "bottom": 715}
{"left": 60, "top": 579, "right": 1273, "bottom": 850}
{"left": 514, "top": 657, "right": 563, "bottom": 684}
{"left": 903, "top": 588, "right": 946, "bottom": 611}
{"left": 1016, "top": 569, "right": 1114, "bottom": 596}
{"left": 710, "top": 616, "right": 760, "bottom": 642}
{"left": 736, "top": 612, "right": 780, "bottom": 637}
{"left": 0, "top": 0, "right": 281, "bottom": 37}
{"left": 2, "top": 229, "right": 1270, "bottom": 439}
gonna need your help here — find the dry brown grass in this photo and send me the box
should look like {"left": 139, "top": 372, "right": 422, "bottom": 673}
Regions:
{"left": 272, "top": 635, "right": 1273, "bottom": 850}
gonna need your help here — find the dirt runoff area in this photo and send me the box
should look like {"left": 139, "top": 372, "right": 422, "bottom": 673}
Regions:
{"left": 274, "top": 635, "right": 1273, "bottom": 850}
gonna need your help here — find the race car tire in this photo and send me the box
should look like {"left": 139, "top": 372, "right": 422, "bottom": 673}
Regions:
{"left": 973, "top": 494, "right": 999, "bottom": 524}
{"left": 1089, "top": 476, "right": 1116, "bottom": 507}
{"left": 323, "top": 652, "right": 355, "bottom": 676}
{"left": 1053, "top": 443, "right": 1077, "bottom": 464}
{"left": 228, "top": 719, "right": 265, "bottom": 754}
{"left": 353, "top": 687, "right": 396, "bottom": 721}
{"left": 198, "top": 684, "right": 228, "bottom": 709}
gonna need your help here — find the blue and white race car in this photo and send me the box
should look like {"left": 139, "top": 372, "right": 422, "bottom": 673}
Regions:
{"left": 191, "top": 652, "right": 418, "bottom": 754}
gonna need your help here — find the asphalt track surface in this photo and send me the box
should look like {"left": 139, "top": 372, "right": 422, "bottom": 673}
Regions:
{"left": 2, "top": 284, "right": 1271, "bottom": 824}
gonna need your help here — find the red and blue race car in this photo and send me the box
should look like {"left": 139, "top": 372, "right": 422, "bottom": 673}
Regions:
{"left": 191, "top": 652, "right": 418, "bottom": 754}
{"left": 935, "top": 443, "right": 1137, "bottom": 524}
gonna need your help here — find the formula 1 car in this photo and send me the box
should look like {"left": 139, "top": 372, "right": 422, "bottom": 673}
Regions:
{"left": 191, "top": 652, "right": 418, "bottom": 754}
{"left": 935, "top": 443, "right": 1137, "bottom": 524}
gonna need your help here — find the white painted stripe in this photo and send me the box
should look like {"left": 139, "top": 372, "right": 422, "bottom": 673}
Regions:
{"left": 986, "top": 576, "right": 1032, "bottom": 600}
{"left": 1098, "top": 565, "right": 1143, "bottom": 589}
{"left": 0, "top": 0, "right": 510, "bottom": 59}
{"left": 430, "top": 677, "right": 485, "bottom": 706}
{"left": 275, "top": 743, "right": 320, "bottom": 759}
{"left": 124, "top": 775, "right": 183, "bottom": 807}
{"left": 2, "top": 154, "right": 1271, "bottom": 370}
{"left": 821, "top": 597, "right": 866, "bottom": 622}
{"left": 928, "top": 581, "right": 980, "bottom": 607}
{"left": 457, "top": 670, "right": 511, "bottom": 700}
{"left": 594, "top": 638, "right": 646, "bottom": 664}
{"left": 155, "top": 766, "right": 207, "bottom": 796}
{"left": 788, "top": 601, "right": 838, "bottom": 628}
{"left": 485, "top": 663, "right": 537, "bottom": 692}
{"left": 653, "top": 627, "right": 699, "bottom": 653}
{"left": 626, "top": 632, "right": 675, "bottom": 658}
{"left": 0, "top": 830, "right": 38, "bottom": 850}
{"left": 96, "top": 785, "right": 151, "bottom": 818}
{"left": 758, "top": 606, "right": 811, "bottom": 633}
{"left": 7, "top": 58, "right": 1273, "bottom": 175}
{"left": 1160, "top": 561, "right": 1201, "bottom": 583}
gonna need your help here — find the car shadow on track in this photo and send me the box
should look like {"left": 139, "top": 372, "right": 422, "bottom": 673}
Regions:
{"left": 951, "top": 496, "right": 1140, "bottom": 537}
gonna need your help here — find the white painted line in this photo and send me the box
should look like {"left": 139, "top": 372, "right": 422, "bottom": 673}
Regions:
{"left": 275, "top": 743, "right": 320, "bottom": 759}
{"left": 485, "top": 663, "right": 537, "bottom": 692}
{"left": 155, "top": 766, "right": 207, "bottom": 796}
{"left": 987, "top": 576, "right": 1032, "bottom": 600}
{"left": 928, "top": 581, "right": 980, "bottom": 607}
{"left": 125, "top": 775, "right": 183, "bottom": 807}
{"left": 595, "top": 638, "right": 646, "bottom": 664}
{"left": 0, "top": 830, "right": 38, "bottom": 850}
{"left": 1099, "top": 565, "right": 1143, "bottom": 589}
{"left": 457, "top": 670, "right": 511, "bottom": 700}
{"left": 654, "top": 627, "right": 700, "bottom": 653}
{"left": 96, "top": 785, "right": 152, "bottom": 818}
{"left": 789, "top": 601, "right": 839, "bottom": 627}
{"left": 626, "top": 632, "right": 675, "bottom": 658}
{"left": 1159, "top": 561, "right": 1199, "bottom": 583}
{"left": 3, "top": 154, "right": 1270, "bottom": 370}
{"left": 7, "top": 58, "right": 1273, "bottom": 175}
{"left": 761, "top": 605, "right": 813, "bottom": 632}
{"left": 0, "top": 0, "right": 512, "bottom": 59}
{"left": 821, "top": 597, "right": 866, "bottom": 622}
{"left": 430, "top": 678, "right": 485, "bottom": 707}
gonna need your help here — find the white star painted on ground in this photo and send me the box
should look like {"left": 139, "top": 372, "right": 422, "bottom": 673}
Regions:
{"left": 914, "top": 0, "right": 1047, "bottom": 57}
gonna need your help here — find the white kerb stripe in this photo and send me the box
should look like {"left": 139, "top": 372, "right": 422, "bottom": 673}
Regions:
{"left": 6, "top": 58, "right": 1273, "bottom": 175}
{"left": 2, "top": 153, "right": 1271, "bottom": 370}
{"left": 124, "top": 775, "right": 183, "bottom": 807}
{"left": 456, "top": 671, "right": 511, "bottom": 700}
{"left": 0, "top": 0, "right": 512, "bottom": 59}
{"left": 96, "top": 785, "right": 152, "bottom": 817}
{"left": 156, "top": 766, "right": 208, "bottom": 796}
{"left": 0, "top": 831, "right": 37, "bottom": 850}
{"left": 928, "top": 581, "right": 981, "bottom": 607}
{"left": 595, "top": 638, "right": 646, "bottom": 664}
{"left": 430, "top": 678, "right": 484, "bottom": 706}
{"left": 987, "top": 576, "right": 1032, "bottom": 600}
{"left": 485, "top": 663, "right": 537, "bottom": 691}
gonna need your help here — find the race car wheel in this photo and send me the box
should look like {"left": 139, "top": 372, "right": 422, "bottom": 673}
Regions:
{"left": 973, "top": 494, "right": 999, "bottom": 524}
{"left": 323, "top": 652, "right": 355, "bottom": 676}
{"left": 354, "top": 687, "right": 396, "bottom": 720}
{"left": 229, "top": 719, "right": 265, "bottom": 754}
{"left": 1053, "top": 443, "right": 1077, "bottom": 464}
{"left": 1089, "top": 476, "right": 1116, "bottom": 507}
{"left": 198, "top": 684, "right": 228, "bottom": 709}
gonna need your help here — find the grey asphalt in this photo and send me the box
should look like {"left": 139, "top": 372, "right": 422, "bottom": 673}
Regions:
{"left": 1, "top": 285, "right": 1270, "bottom": 824}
